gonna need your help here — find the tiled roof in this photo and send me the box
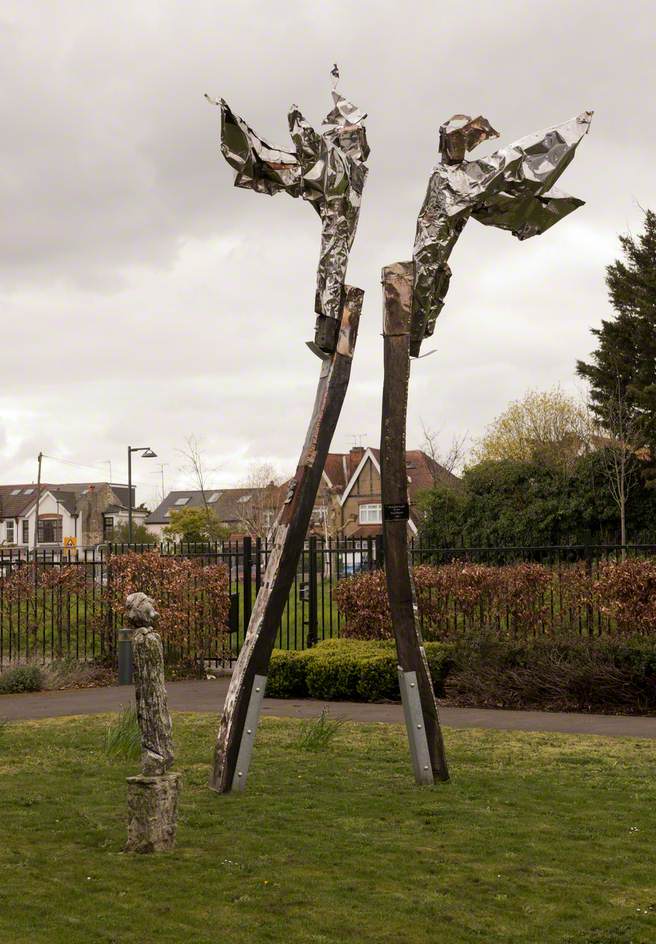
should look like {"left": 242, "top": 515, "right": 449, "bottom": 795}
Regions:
{"left": 0, "top": 482, "right": 135, "bottom": 520}
{"left": 146, "top": 486, "right": 284, "bottom": 526}
{"left": 404, "top": 451, "right": 461, "bottom": 500}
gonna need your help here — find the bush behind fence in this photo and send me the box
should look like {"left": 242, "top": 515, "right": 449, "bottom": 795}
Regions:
{"left": 2, "top": 540, "right": 656, "bottom": 669}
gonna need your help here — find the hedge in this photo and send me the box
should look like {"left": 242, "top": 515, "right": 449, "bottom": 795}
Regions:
{"left": 332, "top": 558, "right": 656, "bottom": 640}
{"left": 265, "top": 635, "right": 656, "bottom": 714}
{"left": 445, "top": 633, "right": 656, "bottom": 714}
{"left": 266, "top": 638, "right": 452, "bottom": 702}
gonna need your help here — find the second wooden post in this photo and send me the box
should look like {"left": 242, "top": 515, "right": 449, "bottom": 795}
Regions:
{"left": 380, "top": 261, "right": 449, "bottom": 785}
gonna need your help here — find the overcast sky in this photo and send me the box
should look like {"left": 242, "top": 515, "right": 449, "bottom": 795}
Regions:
{"left": 2, "top": 0, "right": 654, "bottom": 507}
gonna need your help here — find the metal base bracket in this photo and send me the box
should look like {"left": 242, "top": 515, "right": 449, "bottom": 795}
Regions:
{"left": 398, "top": 668, "right": 434, "bottom": 786}
{"left": 231, "top": 675, "right": 267, "bottom": 792}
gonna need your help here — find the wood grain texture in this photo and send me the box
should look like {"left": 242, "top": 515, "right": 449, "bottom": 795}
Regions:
{"left": 132, "top": 626, "right": 175, "bottom": 776}
{"left": 125, "top": 773, "right": 181, "bottom": 853}
{"left": 210, "top": 285, "right": 364, "bottom": 794}
{"left": 380, "top": 262, "right": 449, "bottom": 782}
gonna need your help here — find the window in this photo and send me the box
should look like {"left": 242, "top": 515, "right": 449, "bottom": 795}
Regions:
{"left": 237, "top": 494, "right": 252, "bottom": 504}
{"left": 358, "top": 503, "right": 382, "bottom": 525}
{"left": 174, "top": 497, "right": 190, "bottom": 506}
{"left": 103, "top": 517, "right": 114, "bottom": 541}
{"left": 10, "top": 488, "right": 20, "bottom": 496}
{"left": 264, "top": 510, "right": 274, "bottom": 529}
{"left": 208, "top": 492, "right": 221, "bottom": 504}
{"left": 23, "top": 488, "right": 34, "bottom": 495}
{"left": 5, "top": 521, "right": 15, "bottom": 543}
{"left": 22, "top": 520, "right": 29, "bottom": 544}
{"left": 38, "top": 518, "right": 63, "bottom": 544}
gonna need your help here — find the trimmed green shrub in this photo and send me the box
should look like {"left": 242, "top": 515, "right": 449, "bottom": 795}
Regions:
{"left": 266, "top": 634, "right": 656, "bottom": 713}
{"left": 0, "top": 665, "right": 43, "bottom": 694}
{"left": 266, "top": 639, "right": 452, "bottom": 703}
{"left": 267, "top": 649, "right": 312, "bottom": 698}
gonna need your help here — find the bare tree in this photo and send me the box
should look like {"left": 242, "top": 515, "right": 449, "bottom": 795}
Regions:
{"left": 593, "top": 376, "right": 649, "bottom": 556}
{"left": 235, "top": 462, "right": 284, "bottom": 539}
{"left": 177, "top": 436, "right": 222, "bottom": 540}
{"left": 420, "top": 420, "right": 468, "bottom": 481}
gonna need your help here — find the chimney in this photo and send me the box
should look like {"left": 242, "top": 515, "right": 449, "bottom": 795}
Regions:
{"left": 349, "top": 446, "right": 365, "bottom": 475}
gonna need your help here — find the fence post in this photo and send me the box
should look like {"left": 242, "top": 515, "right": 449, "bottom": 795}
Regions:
{"left": 584, "top": 543, "right": 594, "bottom": 636}
{"left": 375, "top": 532, "right": 384, "bottom": 569}
{"left": 307, "top": 536, "right": 318, "bottom": 647}
{"left": 242, "top": 536, "right": 252, "bottom": 639}
{"left": 117, "top": 627, "right": 134, "bottom": 685}
{"left": 255, "top": 536, "right": 262, "bottom": 594}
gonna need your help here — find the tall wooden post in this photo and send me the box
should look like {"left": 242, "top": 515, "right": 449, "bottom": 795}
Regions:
{"left": 380, "top": 262, "right": 449, "bottom": 784}
{"left": 210, "top": 285, "right": 364, "bottom": 794}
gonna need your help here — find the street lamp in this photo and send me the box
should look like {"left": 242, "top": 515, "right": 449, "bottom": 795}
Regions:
{"left": 127, "top": 446, "right": 157, "bottom": 544}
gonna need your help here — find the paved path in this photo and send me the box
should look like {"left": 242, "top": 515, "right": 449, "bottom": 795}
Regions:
{"left": 1, "top": 678, "right": 655, "bottom": 738}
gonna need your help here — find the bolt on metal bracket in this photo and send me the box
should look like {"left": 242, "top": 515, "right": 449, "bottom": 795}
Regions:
{"left": 398, "top": 668, "right": 434, "bottom": 785}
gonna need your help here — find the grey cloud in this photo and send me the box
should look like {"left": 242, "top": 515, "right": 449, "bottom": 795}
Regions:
{"left": 1, "top": 0, "right": 655, "bottom": 506}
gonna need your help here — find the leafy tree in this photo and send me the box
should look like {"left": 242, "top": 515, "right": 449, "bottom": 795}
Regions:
{"left": 472, "top": 387, "right": 592, "bottom": 470}
{"left": 163, "top": 506, "right": 228, "bottom": 543}
{"left": 418, "top": 453, "right": 656, "bottom": 547}
{"left": 110, "top": 522, "right": 157, "bottom": 545}
{"left": 577, "top": 209, "right": 656, "bottom": 448}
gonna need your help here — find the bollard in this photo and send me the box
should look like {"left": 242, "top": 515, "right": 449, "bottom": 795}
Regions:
{"left": 118, "top": 627, "right": 134, "bottom": 685}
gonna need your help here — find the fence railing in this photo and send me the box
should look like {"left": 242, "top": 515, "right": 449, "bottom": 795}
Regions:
{"left": 0, "top": 539, "right": 654, "bottom": 669}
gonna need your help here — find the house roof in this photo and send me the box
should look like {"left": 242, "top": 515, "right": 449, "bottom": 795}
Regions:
{"left": 323, "top": 453, "right": 349, "bottom": 490}
{"left": 404, "top": 450, "right": 461, "bottom": 498}
{"left": 0, "top": 482, "right": 136, "bottom": 519}
{"left": 146, "top": 486, "right": 283, "bottom": 526}
{"left": 0, "top": 485, "right": 41, "bottom": 518}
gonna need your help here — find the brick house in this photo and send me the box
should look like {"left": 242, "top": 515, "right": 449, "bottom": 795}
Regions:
{"left": 285, "top": 446, "right": 459, "bottom": 540}
{"left": 329, "top": 446, "right": 459, "bottom": 538}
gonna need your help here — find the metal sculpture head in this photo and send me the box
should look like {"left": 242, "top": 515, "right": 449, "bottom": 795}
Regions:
{"left": 411, "top": 110, "right": 593, "bottom": 355}
{"left": 208, "top": 74, "right": 368, "bottom": 357}
{"left": 125, "top": 592, "right": 159, "bottom": 628}
{"left": 322, "top": 91, "right": 369, "bottom": 162}
{"left": 439, "top": 114, "right": 499, "bottom": 164}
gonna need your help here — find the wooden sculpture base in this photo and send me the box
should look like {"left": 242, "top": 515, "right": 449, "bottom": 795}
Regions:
{"left": 210, "top": 286, "right": 364, "bottom": 794}
{"left": 380, "top": 262, "right": 449, "bottom": 784}
{"left": 126, "top": 773, "right": 182, "bottom": 853}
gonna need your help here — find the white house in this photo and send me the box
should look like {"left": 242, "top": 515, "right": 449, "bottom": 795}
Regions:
{"left": 0, "top": 482, "right": 148, "bottom": 551}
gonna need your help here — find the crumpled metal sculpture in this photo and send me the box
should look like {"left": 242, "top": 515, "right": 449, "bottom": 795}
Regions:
{"left": 411, "top": 110, "right": 593, "bottom": 355}
{"left": 211, "top": 89, "right": 369, "bottom": 355}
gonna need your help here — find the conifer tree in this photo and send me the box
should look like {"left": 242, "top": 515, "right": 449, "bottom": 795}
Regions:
{"left": 577, "top": 209, "right": 656, "bottom": 444}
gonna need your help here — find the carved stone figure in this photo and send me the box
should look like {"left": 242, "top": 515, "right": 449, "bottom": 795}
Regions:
{"left": 126, "top": 592, "right": 174, "bottom": 776}
{"left": 124, "top": 592, "right": 180, "bottom": 852}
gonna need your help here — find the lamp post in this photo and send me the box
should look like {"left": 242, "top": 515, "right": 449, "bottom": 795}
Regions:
{"left": 127, "top": 446, "right": 157, "bottom": 544}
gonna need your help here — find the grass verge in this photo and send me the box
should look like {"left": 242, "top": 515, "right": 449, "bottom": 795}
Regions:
{"left": 0, "top": 715, "right": 654, "bottom": 943}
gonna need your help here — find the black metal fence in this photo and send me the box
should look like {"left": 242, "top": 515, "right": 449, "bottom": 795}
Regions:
{"left": 1, "top": 538, "right": 654, "bottom": 669}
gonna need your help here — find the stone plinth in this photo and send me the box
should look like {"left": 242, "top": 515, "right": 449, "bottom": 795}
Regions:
{"left": 125, "top": 773, "right": 182, "bottom": 853}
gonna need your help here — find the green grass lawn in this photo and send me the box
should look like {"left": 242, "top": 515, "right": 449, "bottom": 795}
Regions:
{"left": 0, "top": 715, "right": 654, "bottom": 944}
